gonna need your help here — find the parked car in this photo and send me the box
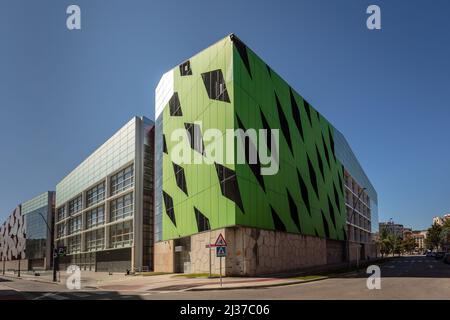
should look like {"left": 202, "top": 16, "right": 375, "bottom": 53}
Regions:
{"left": 435, "top": 252, "right": 446, "bottom": 259}
{"left": 443, "top": 253, "right": 450, "bottom": 264}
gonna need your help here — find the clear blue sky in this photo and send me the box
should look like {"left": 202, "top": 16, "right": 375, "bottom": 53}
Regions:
{"left": 1, "top": 0, "right": 449, "bottom": 230}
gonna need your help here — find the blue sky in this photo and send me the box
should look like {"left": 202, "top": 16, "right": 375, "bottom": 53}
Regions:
{"left": 1, "top": 0, "right": 449, "bottom": 230}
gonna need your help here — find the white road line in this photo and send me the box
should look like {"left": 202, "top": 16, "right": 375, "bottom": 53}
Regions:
{"left": 33, "top": 292, "right": 69, "bottom": 300}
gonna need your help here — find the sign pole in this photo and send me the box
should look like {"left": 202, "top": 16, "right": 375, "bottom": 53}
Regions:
{"left": 220, "top": 256, "right": 222, "bottom": 287}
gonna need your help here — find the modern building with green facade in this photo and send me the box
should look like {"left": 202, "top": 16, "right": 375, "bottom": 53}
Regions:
{"left": 154, "top": 34, "right": 377, "bottom": 275}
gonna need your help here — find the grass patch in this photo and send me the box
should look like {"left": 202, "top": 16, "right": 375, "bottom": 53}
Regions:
{"left": 173, "top": 273, "right": 223, "bottom": 278}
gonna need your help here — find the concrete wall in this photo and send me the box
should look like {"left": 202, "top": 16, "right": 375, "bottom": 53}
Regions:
{"left": 154, "top": 226, "right": 378, "bottom": 276}
{"left": 153, "top": 240, "right": 175, "bottom": 273}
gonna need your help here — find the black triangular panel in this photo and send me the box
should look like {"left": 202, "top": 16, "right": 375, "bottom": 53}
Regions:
{"left": 266, "top": 64, "right": 272, "bottom": 77}
{"left": 327, "top": 195, "right": 337, "bottom": 229}
{"left": 275, "top": 92, "right": 294, "bottom": 155}
{"left": 307, "top": 155, "right": 319, "bottom": 199}
{"left": 230, "top": 34, "right": 252, "bottom": 79}
{"left": 270, "top": 206, "right": 287, "bottom": 232}
{"left": 321, "top": 134, "right": 331, "bottom": 169}
{"left": 162, "top": 191, "right": 176, "bottom": 227}
{"left": 169, "top": 92, "right": 183, "bottom": 116}
{"left": 179, "top": 60, "right": 192, "bottom": 76}
{"left": 338, "top": 173, "right": 344, "bottom": 194}
{"left": 321, "top": 210, "right": 330, "bottom": 238}
{"left": 314, "top": 229, "right": 320, "bottom": 237}
{"left": 303, "top": 99, "right": 313, "bottom": 126}
{"left": 162, "top": 134, "right": 168, "bottom": 154}
{"left": 184, "top": 123, "right": 204, "bottom": 155}
{"left": 287, "top": 189, "right": 301, "bottom": 233}
{"left": 214, "top": 163, "right": 245, "bottom": 213}
{"left": 290, "top": 88, "right": 304, "bottom": 141}
{"left": 236, "top": 114, "right": 266, "bottom": 192}
{"left": 333, "top": 182, "right": 341, "bottom": 213}
{"left": 297, "top": 169, "right": 311, "bottom": 217}
{"left": 201, "top": 69, "right": 230, "bottom": 102}
{"left": 259, "top": 106, "right": 272, "bottom": 153}
{"left": 328, "top": 127, "right": 335, "bottom": 160}
{"left": 173, "top": 163, "right": 188, "bottom": 196}
{"left": 315, "top": 145, "right": 325, "bottom": 182}
{"left": 194, "top": 207, "right": 210, "bottom": 232}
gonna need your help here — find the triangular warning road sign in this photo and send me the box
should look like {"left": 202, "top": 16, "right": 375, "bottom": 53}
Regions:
{"left": 214, "top": 233, "right": 227, "bottom": 246}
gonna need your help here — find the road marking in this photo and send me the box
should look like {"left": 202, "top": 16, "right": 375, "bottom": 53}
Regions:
{"left": 33, "top": 292, "right": 69, "bottom": 300}
{"left": 70, "top": 292, "right": 91, "bottom": 298}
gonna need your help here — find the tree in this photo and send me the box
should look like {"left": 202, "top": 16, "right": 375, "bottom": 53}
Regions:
{"left": 426, "top": 223, "right": 442, "bottom": 251}
{"left": 377, "top": 228, "right": 394, "bottom": 257}
{"left": 400, "top": 236, "right": 416, "bottom": 255}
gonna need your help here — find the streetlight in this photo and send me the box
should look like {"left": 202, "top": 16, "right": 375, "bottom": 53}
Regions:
{"left": 347, "top": 187, "right": 367, "bottom": 269}
{"left": 36, "top": 212, "right": 58, "bottom": 282}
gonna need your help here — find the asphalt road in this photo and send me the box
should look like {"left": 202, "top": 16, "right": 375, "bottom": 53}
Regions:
{"left": 1, "top": 255, "right": 449, "bottom": 300}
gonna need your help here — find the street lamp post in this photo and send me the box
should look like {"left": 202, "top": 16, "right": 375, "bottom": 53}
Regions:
{"left": 347, "top": 187, "right": 367, "bottom": 269}
{"left": 37, "top": 212, "right": 58, "bottom": 282}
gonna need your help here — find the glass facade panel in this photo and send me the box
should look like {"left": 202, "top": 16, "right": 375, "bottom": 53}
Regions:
{"left": 109, "top": 221, "right": 133, "bottom": 248}
{"left": 85, "top": 229, "right": 104, "bottom": 252}
{"left": 68, "top": 195, "right": 82, "bottom": 216}
{"left": 86, "top": 182, "right": 105, "bottom": 207}
{"left": 110, "top": 193, "right": 133, "bottom": 222}
{"left": 68, "top": 216, "right": 82, "bottom": 235}
{"left": 110, "top": 165, "right": 134, "bottom": 196}
{"left": 86, "top": 206, "right": 105, "bottom": 229}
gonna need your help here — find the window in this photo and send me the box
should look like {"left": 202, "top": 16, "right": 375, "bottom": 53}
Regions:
{"left": 86, "top": 206, "right": 104, "bottom": 229}
{"left": 67, "top": 235, "right": 81, "bottom": 254}
{"left": 68, "top": 216, "right": 82, "bottom": 235}
{"left": 86, "top": 182, "right": 105, "bottom": 207}
{"left": 56, "top": 223, "right": 66, "bottom": 238}
{"left": 85, "top": 229, "right": 104, "bottom": 252}
{"left": 110, "top": 165, "right": 134, "bottom": 196}
{"left": 57, "top": 206, "right": 66, "bottom": 221}
{"left": 110, "top": 193, "right": 133, "bottom": 221}
{"left": 68, "top": 195, "right": 82, "bottom": 215}
{"left": 109, "top": 221, "right": 133, "bottom": 248}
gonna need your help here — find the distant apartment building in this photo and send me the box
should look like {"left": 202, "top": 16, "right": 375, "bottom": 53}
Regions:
{"left": 411, "top": 230, "right": 427, "bottom": 252}
{"left": 379, "top": 221, "right": 404, "bottom": 239}
{"left": 54, "top": 117, "right": 154, "bottom": 273}
{"left": 0, "top": 192, "right": 55, "bottom": 271}
{"left": 433, "top": 216, "right": 444, "bottom": 226}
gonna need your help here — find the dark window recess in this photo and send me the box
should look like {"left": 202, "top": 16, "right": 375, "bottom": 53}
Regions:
{"left": 259, "top": 106, "right": 272, "bottom": 153}
{"left": 230, "top": 34, "right": 252, "bottom": 79}
{"left": 266, "top": 64, "right": 272, "bottom": 77}
{"left": 201, "top": 69, "right": 230, "bottom": 102}
{"left": 163, "top": 134, "right": 168, "bottom": 154}
{"left": 297, "top": 169, "right": 311, "bottom": 217}
{"left": 275, "top": 92, "right": 294, "bottom": 155}
{"left": 194, "top": 207, "right": 210, "bottom": 232}
{"left": 169, "top": 92, "right": 183, "bottom": 116}
{"left": 315, "top": 145, "right": 325, "bottom": 182}
{"left": 327, "top": 195, "right": 337, "bottom": 228}
{"left": 307, "top": 155, "right": 319, "bottom": 199}
{"left": 333, "top": 183, "right": 341, "bottom": 212}
{"left": 236, "top": 114, "right": 266, "bottom": 192}
{"left": 290, "top": 88, "right": 304, "bottom": 142}
{"left": 321, "top": 134, "right": 331, "bottom": 169}
{"left": 179, "top": 60, "right": 192, "bottom": 76}
{"left": 270, "top": 206, "right": 287, "bottom": 232}
{"left": 184, "top": 123, "right": 204, "bottom": 155}
{"left": 328, "top": 127, "right": 335, "bottom": 159}
{"left": 338, "top": 173, "right": 344, "bottom": 194}
{"left": 303, "top": 99, "right": 313, "bottom": 126}
{"left": 214, "top": 163, "right": 245, "bottom": 213}
{"left": 314, "top": 229, "right": 320, "bottom": 237}
{"left": 287, "top": 189, "right": 301, "bottom": 233}
{"left": 321, "top": 211, "right": 330, "bottom": 238}
{"left": 162, "top": 191, "right": 176, "bottom": 227}
{"left": 173, "top": 163, "right": 188, "bottom": 196}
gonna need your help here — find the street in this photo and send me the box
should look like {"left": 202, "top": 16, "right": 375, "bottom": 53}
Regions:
{"left": 0, "top": 256, "right": 449, "bottom": 300}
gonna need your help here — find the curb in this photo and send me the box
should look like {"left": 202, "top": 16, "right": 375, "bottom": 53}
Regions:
{"left": 186, "top": 276, "right": 329, "bottom": 291}
{"left": 0, "top": 274, "right": 61, "bottom": 286}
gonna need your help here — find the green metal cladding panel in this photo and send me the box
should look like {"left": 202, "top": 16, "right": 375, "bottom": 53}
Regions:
{"left": 161, "top": 35, "right": 346, "bottom": 241}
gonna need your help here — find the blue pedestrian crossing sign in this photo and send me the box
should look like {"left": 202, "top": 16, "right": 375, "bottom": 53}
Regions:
{"left": 216, "top": 246, "right": 227, "bottom": 257}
